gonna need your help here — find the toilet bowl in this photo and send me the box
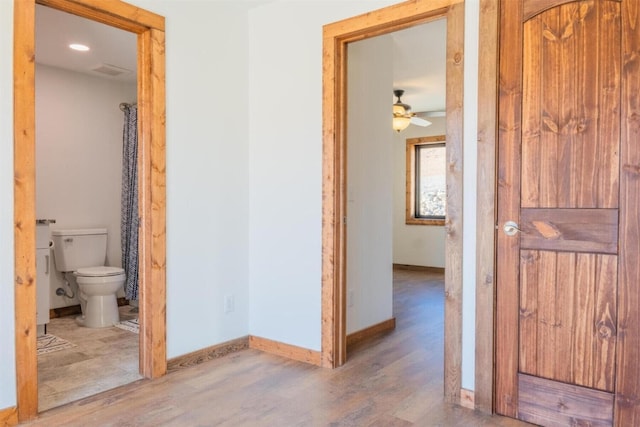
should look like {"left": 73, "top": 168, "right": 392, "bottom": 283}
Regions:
{"left": 75, "top": 266, "right": 125, "bottom": 328}
{"left": 51, "top": 228, "right": 127, "bottom": 328}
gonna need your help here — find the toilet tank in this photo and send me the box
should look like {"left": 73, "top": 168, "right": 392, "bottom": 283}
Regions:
{"left": 51, "top": 228, "right": 108, "bottom": 272}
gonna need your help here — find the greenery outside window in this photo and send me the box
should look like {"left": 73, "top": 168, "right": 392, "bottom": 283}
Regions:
{"left": 406, "top": 135, "right": 446, "bottom": 225}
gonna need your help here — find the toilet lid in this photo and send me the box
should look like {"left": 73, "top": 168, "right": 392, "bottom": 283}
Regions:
{"left": 75, "top": 266, "right": 125, "bottom": 277}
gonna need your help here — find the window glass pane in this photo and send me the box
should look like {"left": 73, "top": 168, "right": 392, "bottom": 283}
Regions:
{"left": 416, "top": 144, "right": 446, "bottom": 218}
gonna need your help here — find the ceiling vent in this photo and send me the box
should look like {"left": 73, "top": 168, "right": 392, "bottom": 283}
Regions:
{"left": 91, "top": 63, "right": 132, "bottom": 77}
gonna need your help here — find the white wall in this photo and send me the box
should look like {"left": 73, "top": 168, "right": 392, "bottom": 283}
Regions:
{"left": 36, "top": 64, "right": 136, "bottom": 309}
{"left": 392, "top": 117, "right": 447, "bottom": 268}
{"left": 129, "top": 0, "right": 255, "bottom": 357}
{"left": 0, "top": 0, "right": 16, "bottom": 412}
{"left": 247, "top": 1, "right": 397, "bottom": 350}
{"left": 346, "top": 36, "right": 394, "bottom": 335}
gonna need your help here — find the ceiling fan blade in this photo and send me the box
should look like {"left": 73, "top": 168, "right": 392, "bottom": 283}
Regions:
{"left": 416, "top": 110, "right": 446, "bottom": 118}
{"left": 410, "top": 116, "right": 432, "bottom": 127}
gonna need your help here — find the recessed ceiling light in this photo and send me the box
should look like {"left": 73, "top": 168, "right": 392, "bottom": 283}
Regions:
{"left": 69, "top": 43, "right": 90, "bottom": 52}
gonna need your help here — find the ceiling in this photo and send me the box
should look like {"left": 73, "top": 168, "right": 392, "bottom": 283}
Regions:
{"left": 35, "top": 4, "right": 137, "bottom": 83}
{"left": 35, "top": 5, "right": 447, "bottom": 111}
{"left": 390, "top": 19, "right": 447, "bottom": 114}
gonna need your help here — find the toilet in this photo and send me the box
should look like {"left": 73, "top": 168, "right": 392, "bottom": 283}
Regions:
{"left": 51, "top": 228, "right": 126, "bottom": 328}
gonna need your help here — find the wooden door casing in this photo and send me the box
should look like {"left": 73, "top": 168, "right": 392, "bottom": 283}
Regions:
{"left": 14, "top": 0, "right": 167, "bottom": 420}
{"left": 497, "top": 0, "right": 640, "bottom": 425}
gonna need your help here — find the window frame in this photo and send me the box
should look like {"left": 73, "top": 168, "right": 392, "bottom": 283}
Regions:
{"left": 405, "top": 135, "right": 446, "bottom": 226}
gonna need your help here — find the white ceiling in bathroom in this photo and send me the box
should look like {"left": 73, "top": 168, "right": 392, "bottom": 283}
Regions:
{"left": 35, "top": 4, "right": 137, "bottom": 83}
{"left": 34, "top": 4, "right": 447, "bottom": 111}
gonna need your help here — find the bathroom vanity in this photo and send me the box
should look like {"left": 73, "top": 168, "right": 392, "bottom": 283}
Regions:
{"left": 36, "top": 219, "right": 54, "bottom": 335}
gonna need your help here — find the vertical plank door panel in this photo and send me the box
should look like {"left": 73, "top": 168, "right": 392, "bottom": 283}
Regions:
{"left": 593, "top": 255, "right": 617, "bottom": 392}
{"left": 518, "top": 250, "right": 539, "bottom": 375}
{"left": 499, "top": 0, "right": 625, "bottom": 424}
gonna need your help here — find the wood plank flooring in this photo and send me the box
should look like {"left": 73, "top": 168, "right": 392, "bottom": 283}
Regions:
{"left": 23, "top": 269, "right": 532, "bottom": 426}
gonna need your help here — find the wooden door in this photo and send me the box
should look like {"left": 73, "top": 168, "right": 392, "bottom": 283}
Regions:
{"left": 496, "top": 0, "right": 640, "bottom": 426}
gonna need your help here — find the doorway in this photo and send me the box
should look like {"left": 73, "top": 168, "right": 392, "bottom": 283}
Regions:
{"left": 321, "top": 0, "right": 464, "bottom": 404}
{"left": 34, "top": 4, "right": 140, "bottom": 411}
{"left": 14, "top": 0, "right": 166, "bottom": 421}
{"left": 344, "top": 20, "right": 447, "bottom": 357}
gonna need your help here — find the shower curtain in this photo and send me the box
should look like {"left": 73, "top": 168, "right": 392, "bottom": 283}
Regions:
{"left": 121, "top": 104, "right": 139, "bottom": 301}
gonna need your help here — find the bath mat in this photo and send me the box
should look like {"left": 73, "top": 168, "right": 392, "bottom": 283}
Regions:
{"left": 115, "top": 318, "right": 139, "bottom": 334}
{"left": 37, "top": 334, "right": 76, "bottom": 355}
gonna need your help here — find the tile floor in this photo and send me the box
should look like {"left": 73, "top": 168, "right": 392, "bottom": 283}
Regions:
{"left": 37, "top": 305, "right": 142, "bottom": 411}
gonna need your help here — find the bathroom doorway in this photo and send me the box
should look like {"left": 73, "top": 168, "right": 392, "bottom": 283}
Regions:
{"left": 13, "top": 0, "right": 166, "bottom": 421}
{"left": 34, "top": 4, "right": 141, "bottom": 411}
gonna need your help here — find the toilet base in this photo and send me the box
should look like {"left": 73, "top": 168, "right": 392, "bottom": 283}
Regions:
{"left": 79, "top": 294, "right": 120, "bottom": 328}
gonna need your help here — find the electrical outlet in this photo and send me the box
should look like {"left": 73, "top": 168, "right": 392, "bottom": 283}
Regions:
{"left": 224, "top": 294, "right": 235, "bottom": 313}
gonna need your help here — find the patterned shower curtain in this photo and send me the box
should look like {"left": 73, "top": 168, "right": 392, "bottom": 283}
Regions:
{"left": 121, "top": 104, "right": 139, "bottom": 301}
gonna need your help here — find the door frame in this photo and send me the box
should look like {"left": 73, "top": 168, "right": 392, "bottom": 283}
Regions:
{"left": 321, "top": 0, "right": 465, "bottom": 404}
{"left": 13, "top": 0, "right": 166, "bottom": 421}
{"left": 474, "top": 0, "right": 500, "bottom": 413}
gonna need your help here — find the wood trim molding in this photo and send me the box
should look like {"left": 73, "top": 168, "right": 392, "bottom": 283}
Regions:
{"left": 494, "top": 0, "right": 523, "bottom": 418}
{"left": 322, "top": 0, "right": 456, "bottom": 41}
{"left": 14, "top": 0, "right": 38, "bottom": 419}
{"left": 443, "top": 1, "right": 464, "bottom": 405}
{"left": 321, "top": 0, "right": 464, "bottom": 407}
{"left": 0, "top": 406, "right": 18, "bottom": 427}
{"left": 475, "top": 0, "right": 499, "bottom": 414}
{"left": 168, "top": 337, "right": 249, "bottom": 372}
{"left": 38, "top": 0, "right": 164, "bottom": 32}
{"left": 249, "top": 336, "right": 322, "bottom": 366}
{"left": 137, "top": 25, "right": 167, "bottom": 380}
{"left": 346, "top": 318, "right": 396, "bottom": 348}
{"left": 406, "top": 135, "right": 448, "bottom": 144}
{"left": 460, "top": 388, "right": 475, "bottom": 410}
{"left": 14, "top": 0, "right": 166, "bottom": 421}
{"left": 405, "top": 135, "right": 446, "bottom": 226}
{"left": 393, "top": 264, "right": 445, "bottom": 274}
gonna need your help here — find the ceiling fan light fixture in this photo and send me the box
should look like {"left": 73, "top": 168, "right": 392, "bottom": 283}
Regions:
{"left": 393, "top": 116, "right": 411, "bottom": 133}
{"left": 393, "top": 104, "right": 407, "bottom": 116}
{"left": 392, "top": 89, "right": 433, "bottom": 131}
{"left": 392, "top": 89, "right": 411, "bottom": 116}
{"left": 392, "top": 89, "right": 415, "bottom": 132}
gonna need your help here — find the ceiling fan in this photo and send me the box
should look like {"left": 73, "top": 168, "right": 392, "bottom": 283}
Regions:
{"left": 392, "top": 89, "right": 433, "bottom": 132}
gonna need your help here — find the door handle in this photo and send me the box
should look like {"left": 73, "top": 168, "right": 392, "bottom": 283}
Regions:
{"left": 503, "top": 220, "right": 521, "bottom": 236}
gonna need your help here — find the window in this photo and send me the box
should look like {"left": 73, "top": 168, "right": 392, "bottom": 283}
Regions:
{"left": 406, "top": 135, "right": 446, "bottom": 225}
